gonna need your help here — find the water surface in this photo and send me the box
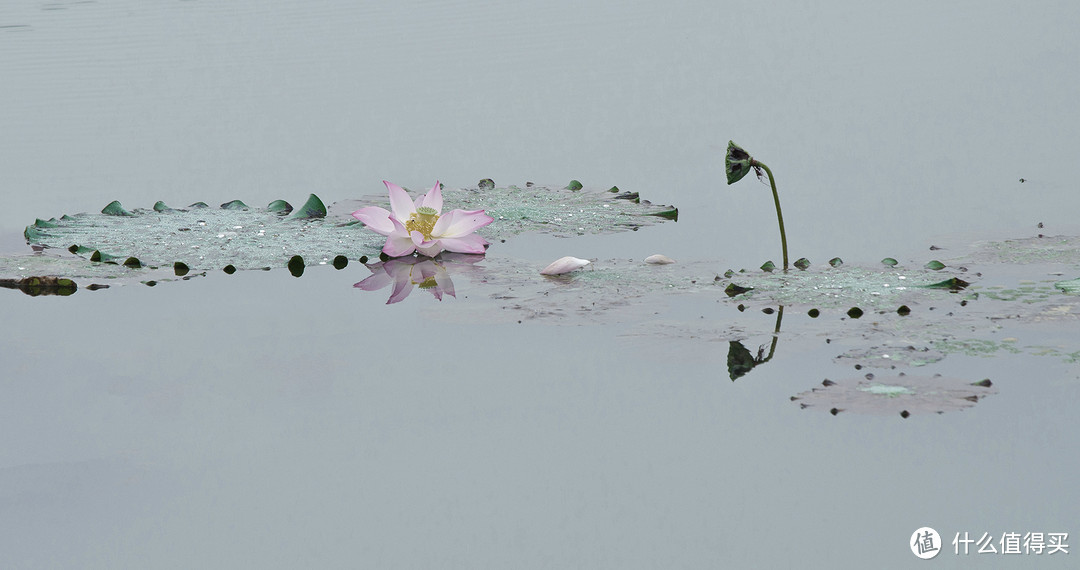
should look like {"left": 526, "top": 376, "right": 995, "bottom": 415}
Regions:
{"left": 2, "top": 1, "right": 1079, "bottom": 567}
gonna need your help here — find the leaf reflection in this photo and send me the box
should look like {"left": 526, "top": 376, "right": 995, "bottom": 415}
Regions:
{"left": 727, "top": 305, "right": 784, "bottom": 381}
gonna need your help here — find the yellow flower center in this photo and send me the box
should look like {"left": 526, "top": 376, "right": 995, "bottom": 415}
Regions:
{"left": 416, "top": 276, "right": 438, "bottom": 289}
{"left": 405, "top": 206, "right": 440, "bottom": 240}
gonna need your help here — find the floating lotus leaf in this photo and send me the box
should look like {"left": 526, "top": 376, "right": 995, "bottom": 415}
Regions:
{"left": 6, "top": 184, "right": 677, "bottom": 282}
{"left": 791, "top": 373, "right": 996, "bottom": 416}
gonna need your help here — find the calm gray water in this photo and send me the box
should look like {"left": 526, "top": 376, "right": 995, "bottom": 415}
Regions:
{"left": 2, "top": 1, "right": 1079, "bottom": 568}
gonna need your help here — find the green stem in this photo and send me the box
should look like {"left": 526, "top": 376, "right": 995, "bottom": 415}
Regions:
{"left": 752, "top": 160, "right": 789, "bottom": 271}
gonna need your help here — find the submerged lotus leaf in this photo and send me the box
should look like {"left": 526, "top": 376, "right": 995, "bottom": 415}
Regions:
{"left": 1055, "top": 277, "right": 1080, "bottom": 294}
{"left": 791, "top": 373, "right": 996, "bottom": 416}
{"left": 961, "top": 235, "right": 1080, "bottom": 265}
{"left": 930, "top": 339, "right": 1022, "bottom": 358}
{"left": 834, "top": 344, "right": 946, "bottom": 368}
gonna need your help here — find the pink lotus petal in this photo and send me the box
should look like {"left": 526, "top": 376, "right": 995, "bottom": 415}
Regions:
{"left": 432, "top": 208, "right": 494, "bottom": 238}
{"left": 383, "top": 224, "right": 418, "bottom": 257}
{"left": 540, "top": 256, "right": 591, "bottom": 275}
{"left": 415, "top": 240, "right": 445, "bottom": 257}
{"left": 436, "top": 233, "right": 489, "bottom": 254}
{"left": 409, "top": 230, "right": 436, "bottom": 249}
{"left": 385, "top": 180, "right": 416, "bottom": 223}
{"left": 417, "top": 180, "right": 443, "bottom": 213}
{"left": 351, "top": 206, "right": 395, "bottom": 236}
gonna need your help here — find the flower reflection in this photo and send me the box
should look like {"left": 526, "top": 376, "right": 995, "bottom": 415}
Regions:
{"left": 354, "top": 253, "right": 483, "bottom": 304}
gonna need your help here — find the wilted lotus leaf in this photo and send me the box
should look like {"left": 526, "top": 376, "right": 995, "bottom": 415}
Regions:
{"left": 791, "top": 373, "right": 997, "bottom": 416}
{"left": 834, "top": 344, "right": 946, "bottom": 368}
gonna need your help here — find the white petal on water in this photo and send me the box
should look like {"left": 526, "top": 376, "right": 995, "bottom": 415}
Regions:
{"left": 644, "top": 254, "right": 676, "bottom": 265}
{"left": 540, "top": 256, "right": 591, "bottom": 275}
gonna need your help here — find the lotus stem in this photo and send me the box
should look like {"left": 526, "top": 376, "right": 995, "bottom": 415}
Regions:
{"left": 751, "top": 159, "right": 789, "bottom": 271}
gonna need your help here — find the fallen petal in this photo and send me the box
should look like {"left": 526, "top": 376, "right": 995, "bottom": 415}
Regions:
{"left": 644, "top": 254, "right": 676, "bottom": 265}
{"left": 540, "top": 256, "right": 591, "bottom": 275}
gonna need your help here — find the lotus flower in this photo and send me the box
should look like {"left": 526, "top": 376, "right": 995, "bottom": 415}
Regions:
{"left": 351, "top": 180, "right": 494, "bottom": 257}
